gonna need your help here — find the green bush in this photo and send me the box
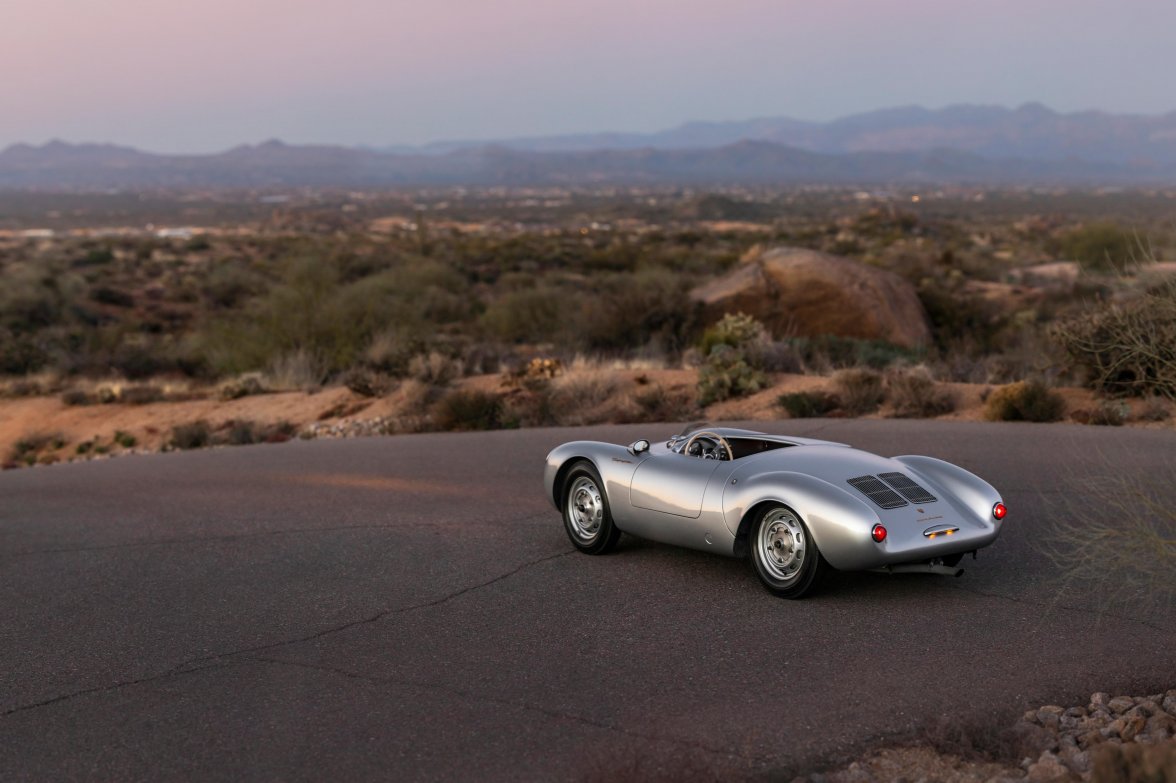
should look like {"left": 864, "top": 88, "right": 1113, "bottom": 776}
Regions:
{"left": 699, "top": 312, "right": 768, "bottom": 357}
{"left": 789, "top": 335, "right": 918, "bottom": 371}
{"left": 983, "top": 381, "right": 1065, "bottom": 422}
{"left": 778, "top": 391, "right": 840, "bottom": 418}
{"left": 433, "top": 389, "right": 506, "bottom": 431}
{"left": 698, "top": 344, "right": 768, "bottom": 405}
{"left": 696, "top": 313, "right": 770, "bottom": 405}
{"left": 1057, "top": 222, "right": 1142, "bottom": 273}
{"left": 480, "top": 286, "right": 567, "bottom": 344}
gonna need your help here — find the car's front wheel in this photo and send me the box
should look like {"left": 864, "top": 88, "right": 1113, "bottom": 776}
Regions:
{"left": 750, "top": 503, "right": 827, "bottom": 598}
{"left": 562, "top": 462, "right": 621, "bottom": 555}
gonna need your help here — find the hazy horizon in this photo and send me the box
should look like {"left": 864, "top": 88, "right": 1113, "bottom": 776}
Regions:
{"left": 6, "top": 0, "right": 1176, "bottom": 153}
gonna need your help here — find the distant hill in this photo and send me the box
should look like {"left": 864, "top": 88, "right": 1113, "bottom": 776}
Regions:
{"left": 408, "top": 104, "right": 1176, "bottom": 165}
{"left": 4, "top": 104, "right": 1176, "bottom": 189}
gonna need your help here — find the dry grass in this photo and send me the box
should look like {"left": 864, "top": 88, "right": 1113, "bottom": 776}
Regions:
{"left": 1038, "top": 467, "right": 1176, "bottom": 616}
{"left": 265, "top": 350, "right": 326, "bottom": 392}
{"left": 832, "top": 367, "right": 885, "bottom": 415}
{"left": 549, "top": 368, "right": 633, "bottom": 425}
{"left": 983, "top": 380, "right": 1065, "bottom": 422}
{"left": 885, "top": 365, "right": 957, "bottom": 418}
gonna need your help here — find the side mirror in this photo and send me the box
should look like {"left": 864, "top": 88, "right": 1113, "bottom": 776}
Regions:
{"left": 629, "top": 439, "right": 650, "bottom": 455}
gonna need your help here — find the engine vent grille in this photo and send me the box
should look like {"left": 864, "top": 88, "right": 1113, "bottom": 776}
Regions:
{"left": 878, "top": 472, "right": 938, "bottom": 504}
{"left": 846, "top": 476, "right": 909, "bottom": 510}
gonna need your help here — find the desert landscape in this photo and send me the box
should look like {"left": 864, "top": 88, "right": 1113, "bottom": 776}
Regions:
{"left": 4, "top": 1, "right": 1176, "bottom": 778}
{"left": 2, "top": 187, "right": 1174, "bottom": 471}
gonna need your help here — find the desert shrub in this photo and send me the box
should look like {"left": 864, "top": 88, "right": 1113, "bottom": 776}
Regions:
{"left": 226, "top": 420, "right": 258, "bottom": 445}
{"left": 480, "top": 286, "right": 566, "bottom": 344}
{"left": 9, "top": 432, "right": 64, "bottom": 465}
{"left": 432, "top": 389, "right": 505, "bottom": 431}
{"left": 789, "top": 335, "right": 917, "bottom": 371}
{"left": 631, "top": 384, "right": 698, "bottom": 423}
{"left": 408, "top": 351, "right": 461, "bottom": 386}
{"left": 171, "top": 420, "right": 212, "bottom": 450}
{"left": 550, "top": 369, "right": 628, "bottom": 424}
{"left": 364, "top": 329, "right": 425, "bottom": 376}
{"left": 90, "top": 286, "right": 135, "bottom": 308}
{"left": 699, "top": 312, "right": 768, "bottom": 357}
{"left": 0, "top": 329, "right": 50, "bottom": 375}
{"left": 698, "top": 344, "right": 768, "bottom": 405}
{"left": 1085, "top": 399, "right": 1128, "bottom": 426}
{"left": 1137, "top": 396, "right": 1171, "bottom": 422}
{"left": 219, "top": 373, "right": 268, "bottom": 400}
{"left": 223, "top": 419, "right": 296, "bottom": 444}
{"left": 983, "top": 380, "right": 1065, "bottom": 422}
{"left": 832, "top": 368, "right": 885, "bottom": 416}
{"left": 119, "top": 384, "right": 164, "bottom": 405}
{"left": 185, "top": 235, "right": 212, "bottom": 252}
{"left": 778, "top": 390, "right": 840, "bottom": 418}
{"left": 1038, "top": 468, "right": 1176, "bottom": 615}
{"left": 579, "top": 269, "right": 698, "bottom": 353}
{"left": 1057, "top": 222, "right": 1142, "bottom": 273}
{"left": 885, "top": 366, "right": 956, "bottom": 418}
{"left": 265, "top": 351, "right": 326, "bottom": 391}
{"left": 199, "top": 256, "right": 471, "bottom": 378}
{"left": 696, "top": 314, "right": 770, "bottom": 405}
{"left": 61, "top": 388, "right": 96, "bottom": 406}
{"left": 341, "top": 366, "right": 390, "bottom": 397}
{"left": 917, "top": 282, "right": 1008, "bottom": 356}
{"left": 758, "top": 341, "right": 804, "bottom": 373}
{"left": 114, "top": 430, "right": 137, "bottom": 448}
{"left": 76, "top": 247, "right": 114, "bottom": 266}
{"left": 1051, "top": 280, "right": 1176, "bottom": 399}
{"left": 203, "top": 263, "right": 264, "bottom": 309}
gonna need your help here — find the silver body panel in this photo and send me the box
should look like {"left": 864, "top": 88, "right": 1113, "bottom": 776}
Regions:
{"left": 543, "top": 427, "right": 1003, "bottom": 571}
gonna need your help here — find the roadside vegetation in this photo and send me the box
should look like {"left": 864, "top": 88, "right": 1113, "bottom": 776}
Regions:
{"left": 1, "top": 187, "right": 1175, "bottom": 462}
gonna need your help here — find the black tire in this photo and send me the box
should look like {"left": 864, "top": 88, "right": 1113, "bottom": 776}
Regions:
{"left": 749, "top": 503, "right": 827, "bottom": 598}
{"left": 561, "top": 462, "right": 622, "bottom": 555}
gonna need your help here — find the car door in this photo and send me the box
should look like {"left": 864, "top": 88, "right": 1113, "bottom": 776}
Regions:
{"left": 629, "top": 453, "right": 722, "bottom": 519}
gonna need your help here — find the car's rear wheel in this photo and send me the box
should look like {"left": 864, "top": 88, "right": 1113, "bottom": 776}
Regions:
{"left": 562, "top": 462, "right": 621, "bottom": 555}
{"left": 750, "top": 503, "right": 827, "bottom": 598}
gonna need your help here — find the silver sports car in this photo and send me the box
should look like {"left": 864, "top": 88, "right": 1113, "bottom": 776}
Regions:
{"left": 543, "top": 425, "right": 1006, "bottom": 598}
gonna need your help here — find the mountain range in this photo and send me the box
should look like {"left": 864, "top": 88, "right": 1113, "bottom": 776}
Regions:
{"left": 4, "top": 104, "right": 1176, "bottom": 189}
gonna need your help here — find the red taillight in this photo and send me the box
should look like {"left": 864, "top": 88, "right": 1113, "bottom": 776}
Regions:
{"left": 871, "top": 524, "right": 887, "bottom": 543}
{"left": 993, "top": 502, "right": 1007, "bottom": 520}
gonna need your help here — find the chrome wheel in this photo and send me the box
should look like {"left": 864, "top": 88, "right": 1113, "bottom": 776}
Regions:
{"left": 566, "top": 476, "right": 604, "bottom": 542}
{"left": 756, "top": 508, "right": 806, "bottom": 582}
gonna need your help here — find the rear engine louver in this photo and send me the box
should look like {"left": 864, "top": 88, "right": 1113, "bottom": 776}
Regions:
{"left": 846, "top": 476, "right": 909, "bottom": 510}
{"left": 878, "top": 472, "right": 937, "bottom": 504}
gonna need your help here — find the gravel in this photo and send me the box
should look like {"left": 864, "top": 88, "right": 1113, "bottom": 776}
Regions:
{"left": 800, "top": 690, "right": 1176, "bottom": 783}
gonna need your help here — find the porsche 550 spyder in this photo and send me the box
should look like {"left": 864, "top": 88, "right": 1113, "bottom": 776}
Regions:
{"left": 543, "top": 425, "right": 1006, "bottom": 598}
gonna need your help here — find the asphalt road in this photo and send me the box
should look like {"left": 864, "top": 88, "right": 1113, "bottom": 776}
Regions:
{"left": 2, "top": 420, "right": 1174, "bottom": 781}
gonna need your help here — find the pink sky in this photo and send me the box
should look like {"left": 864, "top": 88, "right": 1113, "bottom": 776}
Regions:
{"left": 4, "top": 0, "right": 1175, "bottom": 151}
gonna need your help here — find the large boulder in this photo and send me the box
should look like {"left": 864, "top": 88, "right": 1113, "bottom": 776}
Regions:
{"left": 690, "top": 246, "right": 931, "bottom": 348}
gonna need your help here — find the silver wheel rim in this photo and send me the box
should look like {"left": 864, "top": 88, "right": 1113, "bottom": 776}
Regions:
{"left": 757, "top": 508, "right": 805, "bottom": 582}
{"left": 566, "top": 476, "right": 603, "bottom": 542}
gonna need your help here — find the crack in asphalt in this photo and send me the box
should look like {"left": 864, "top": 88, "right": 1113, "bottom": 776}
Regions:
{"left": 1, "top": 512, "right": 554, "bottom": 560}
{"left": 0, "top": 546, "right": 572, "bottom": 718}
{"left": 244, "top": 653, "right": 771, "bottom": 765}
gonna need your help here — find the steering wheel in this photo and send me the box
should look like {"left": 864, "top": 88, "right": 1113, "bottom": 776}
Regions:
{"left": 681, "top": 430, "right": 733, "bottom": 461}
